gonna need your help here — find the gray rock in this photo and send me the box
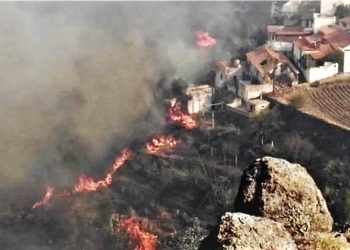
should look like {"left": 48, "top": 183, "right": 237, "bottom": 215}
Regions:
{"left": 234, "top": 156, "right": 333, "bottom": 236}
{"left": 217, "top": 212, "right": 297, "bottom": 250}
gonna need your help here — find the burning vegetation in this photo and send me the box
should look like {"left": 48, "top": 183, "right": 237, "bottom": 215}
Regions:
{"left": 118, "top": 216, "right": 157, "bottom": 250}
{"left": 195, "top": 31, "right": 217, "bottom": 49}
{"left": 167, "top": 98, "right": 197, "bottom": 130}
{"left": 144, "top": 135, "right": 178, "bottom": 154}
{"left": 30, "top": 98, "right": 198, "bottom": 249}
{"left": 32, "top": 148, "right": 132, "bottom": 209}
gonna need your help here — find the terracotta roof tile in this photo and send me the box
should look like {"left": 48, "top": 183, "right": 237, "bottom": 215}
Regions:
{"left": 246, "top": 45, "right": 299, "bottom": 76}
{"left": 267, "top": 25, "right": 311, "bottom": 36}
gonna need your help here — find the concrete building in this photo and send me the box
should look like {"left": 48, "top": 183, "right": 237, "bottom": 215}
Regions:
{"left": 267, "top": 25, "right": 312, "bottom": 52}
{"left": 225, "top": 79, "right": 273, "bottom": 117}
{"left": 186, "top": 84, "right": 212, "bottom": 115}
{"left": 238, "top": 80, "right": 273, "bottom": 101}
{"left": 246, "top": 99, "right": 270, "bottom": 115}
{"left": 320, "top": 0, "right": 350, "bottom": 16}
{"left": 293, "top": 33, "right": 339, "bottom": 82}
{"left": 215, "top": 59, "right": 242, "bottom": 93}
{"left": 320, "top": 26, "right": 350, "bottom": 72}
{"left": 246, "top": 45, "right": 299, "bottom": 86}
{"left": 293, "top": 26, "right": 350, "bottom": 82}
{"left": 313, "top": 13, "right": 337, "bottom": 33}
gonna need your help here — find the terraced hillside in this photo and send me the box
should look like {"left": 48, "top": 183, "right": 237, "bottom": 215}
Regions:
{"left": 309, "top": 82, "right": 350, "bottom": 130}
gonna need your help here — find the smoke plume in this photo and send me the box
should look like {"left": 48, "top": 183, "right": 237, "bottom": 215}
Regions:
{"left": 0, "top": 2, "right": 271, "bottom": 210}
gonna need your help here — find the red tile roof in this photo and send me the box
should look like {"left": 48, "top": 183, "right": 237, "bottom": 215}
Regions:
{"left": 267, "top": 25, "right": 311, "bottom": 36}
{"left": 319, "top": 26, "right": 350, "bottom": 49}
{"left": 246, "top": 45, "right": 299, "bottom": 76}
{"left": 294, "top": 36, "right": 336, "bottom": 60}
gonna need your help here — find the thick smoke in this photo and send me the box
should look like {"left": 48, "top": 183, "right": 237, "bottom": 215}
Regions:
{"left": 0, "top": 2, "right": 271, "bottom": 208}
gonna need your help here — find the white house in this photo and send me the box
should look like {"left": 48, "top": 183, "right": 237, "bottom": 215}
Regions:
{"left": 267, "top": 25, "right": 312, "bottom": 52}
{"left": 238, "top": 80, "right": 274, "bottom": 101}
{"left": 293, "top": 33, "right": 339, "bottom": 82}
{"left": 320, "top": 0, "right": 350, "bottom": 16}
{"left": 313, "top": 13, "right": 337, "bottom": 33}
{"left": 320, "top": 25, "right": 350, "bottom": 72}
{"left": 186, "top": 84, "right": 212, "bottom": 115}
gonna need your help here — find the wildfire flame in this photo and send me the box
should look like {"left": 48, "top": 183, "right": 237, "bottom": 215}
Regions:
{"left": 73, "top": 148, "right": 132, "bottom": 193}
{"left": 119, "top": 216, "right": 157, "bottom": 250}
{"left": 195, "top": 30, "right": 216, "bottom": 49}
{"left": 32, "top": 186, "right": 55, "bottom": 209}
{"left": 167, "top": 98, "right": 196, "bottom": 130}
{"left": 144, "top": 135, "right": 178, "bottom": 154}
{"left": 32, "top": 148, "right": 132, "bottom": 208}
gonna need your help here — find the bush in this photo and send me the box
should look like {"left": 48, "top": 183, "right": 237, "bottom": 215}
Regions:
{"left": 310, "top": 81, "right": 320, "bottom": 88}
{"left": 288, "top": 93, "right": 306, "bottom": 109}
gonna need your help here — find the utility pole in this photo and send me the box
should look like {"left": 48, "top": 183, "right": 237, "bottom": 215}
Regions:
{"left": 212, "top": 111, "right": 215, "bottom": 128}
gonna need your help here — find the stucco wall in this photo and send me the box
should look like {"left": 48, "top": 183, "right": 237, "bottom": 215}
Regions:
{"left": 186, "top": 85, "right": 212, "bottom": 114}
{"left": 239, "top": 81, "right": 273, "bottom": 100}
{"left": 268, "top": 41, "right": 293, "bottom": 52}
{"left": 313, "top": 14, "right": 336, "bottom": 33}
{"left": 343, "top": 49, "right": 350, "bottom": 73}
{"left": 304, "top": 62, "right": 338, "bottom": 82}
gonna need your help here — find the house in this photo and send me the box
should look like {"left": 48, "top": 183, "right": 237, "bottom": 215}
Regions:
{"left": 225, "top": 78, "right": 273, "bottom": 118}
{"left": 246, "top": 99, "right": 270, "bottom": 115}
{"left": 214, "top": 59, "right": 242, "bottom": 93}
{"left": 246, "top": 45, "right": 299, "bottom": 86}
{"left": 312, "top": 13, "right": 337, "bottom": 33}
{"left": 186, "top": 84, "right": 212, "bottom": 115}
{"left": 320, "top": 0, "right": 350, "bottom": 16}
{"left": 320, "top": 25, "right": 350, "bottom": 72}
{"left": 226, "top": 97, "right": 270, "bottom": 117}
{"left": 293, "top": 33, "right": 339, "bottom": 82}
{"left": 238, "top": 80, "right": 273, "bottom": 101}
{"left": 267, "top": 25, "right": 312, "bottom": 52}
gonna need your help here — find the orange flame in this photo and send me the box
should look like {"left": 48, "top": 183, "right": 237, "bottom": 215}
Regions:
{"left": 195, "top": 30, "right": 216, "bottom": 49}
{"left": 144, "top": 135, "right": 178, "bottom": 154}
{"left": 32, "top": 186, "right": 55, "bottom": 209}
{"left": 167, "top": 98, "right": 196, "bottom": 130}
{"left": 73, "top": 148, "right": 132, "bottom": 193}
{"left": 119, "top": 216, "right": 157, "bottom": 250}
{"left": 32, "top": 148, "right": 132, "bottom": 209}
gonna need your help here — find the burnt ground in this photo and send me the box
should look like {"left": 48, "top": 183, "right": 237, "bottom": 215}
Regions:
{"left": 0, "top": 124, "right": 244, "bottom": 250}
{"left": 1, "top": 101, "right": 350, "bottom": 249}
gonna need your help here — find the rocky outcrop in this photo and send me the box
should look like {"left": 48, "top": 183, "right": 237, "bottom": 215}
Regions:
{"left": 294, "top": 233, "right": 350, "bottom": 250}
{"left": 199, "top": 157, "right": 350, "bottom": 250}
{"left": 217, "top": 212, "right": 297, "bottom": 250}
{"left": 234, "top": 156, "right": 333, "bottom": 236}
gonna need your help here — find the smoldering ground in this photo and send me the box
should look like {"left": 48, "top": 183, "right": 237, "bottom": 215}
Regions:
{"left": 0, "top": 2, "right": 271, "bottom": 248}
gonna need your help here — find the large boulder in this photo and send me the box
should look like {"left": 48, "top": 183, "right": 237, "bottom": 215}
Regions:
{"left": 234, "top": 156, "right": 333, "bottom": 236}
{"left": 217, "top": 212, "right": 297, "bottom": 250}
{"left": 294, "top": 232, "right": 350, "bottom": 250}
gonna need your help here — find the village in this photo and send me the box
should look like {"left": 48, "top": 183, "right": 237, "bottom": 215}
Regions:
{"left": 186, "top": 0, "right": 350, "bottom": 131}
